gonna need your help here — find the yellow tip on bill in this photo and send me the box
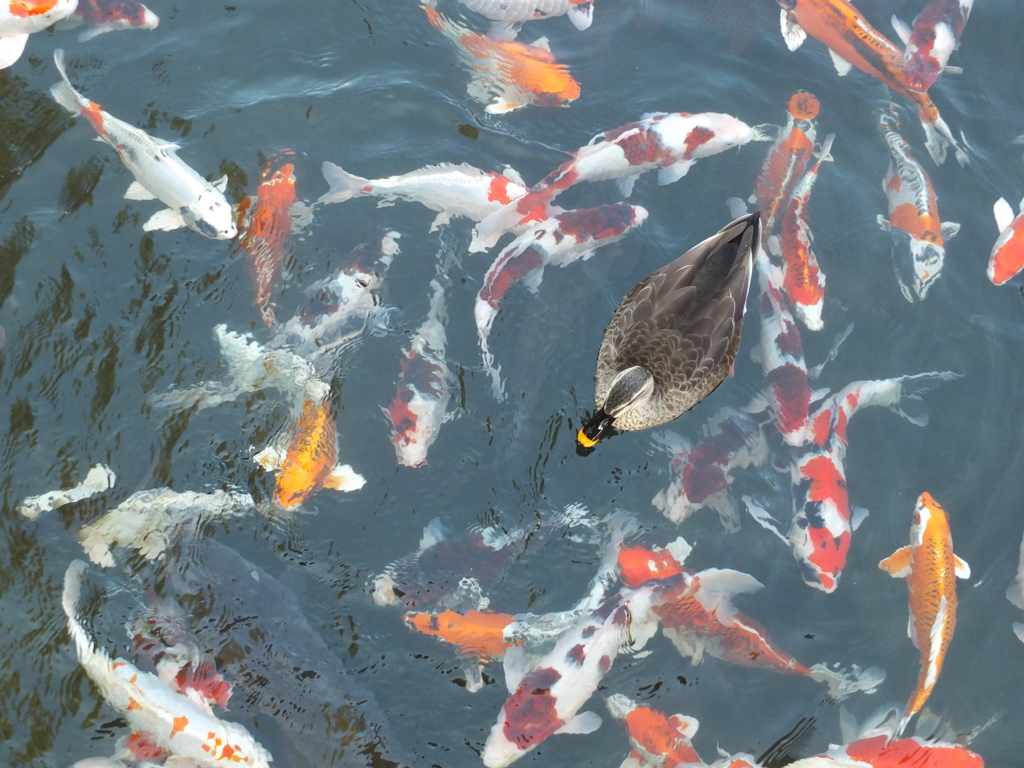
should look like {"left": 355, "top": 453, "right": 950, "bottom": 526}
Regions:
{"left": 577, "top": 428, "right": 599, "bottom": 448}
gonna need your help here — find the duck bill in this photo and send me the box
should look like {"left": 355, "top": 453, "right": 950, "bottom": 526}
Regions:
{"left": 577, "top": 410, "right": 612, "bottom": 448}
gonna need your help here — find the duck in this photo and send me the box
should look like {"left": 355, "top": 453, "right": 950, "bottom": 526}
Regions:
{"left": 577, "top": 212, "right": 760, "bottom": 449}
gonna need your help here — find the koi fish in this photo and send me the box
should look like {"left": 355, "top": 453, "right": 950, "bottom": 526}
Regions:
{"left": 319, "top": 161, "right": 529, "bottom": 232}
{"left": 0, "top": 0, "right": 76, "bottom": 69}
{"left": 62, "top": 0, "right": 160, "bottom": 41}
{"left": 17, "top": 463, "right": 116, "bottom": 520}
{"left": 455, "top": 0, "right": 594, "bottom": 41}
{"left": 49, "top": 49, "right": 237, "bottom": 239}
{"left": 891, "top": 0, "right": 973, "bottom": 93}
{"left": 236, "top": 151, "right": 300, "bottom": 327}
{"left": 616, "top": 537, "right": 692, "bottom": 589}
{"left": 476, "top": 203, "right": 648, "bottom": 399}
{"left": 876, "top": 109, "right": 959, "bottom": 302}
{"left": 405, "top": 609, "right": 518, "bottom": 692}
{"left": 747, "top": 372, "right": 960, "bottom": 592}
{"left": 472, "top": 111, "right": 757, "bottom": 251}
{"left": 386, "top": 277, "right": 451, "bottom": 468}
{"left": 254, "top": 397, "right": 365, "bottom": 510}
{"left": 751, "top": 91, "right": 821, "bottom": 234}
{"left": 1005, "top": 530, "right": 1024, "bottom": 643}
{"left": 778, "top": 0, "right": 966, "bottom": 165}
{"left": 482, "top": 583, "right": 661, "bottom": 768}
{"left": 651, "top": 409, "right": 771, "bottom": 530}
{"left": 604, "top": 695, "right": 702, "bottom": 768}
{"left": 879, "top": 492, "right": 970, "bottom": 739}
{"left": 767, "top": 133, "right": 834, "bottom": 331}
{"left": 988, "top": 197, "right": 1024, "bottom": 286}
{"left": 61, "top": 561, "right": 274, "bottom": 768}
{"left": 423, "top": 1, "right": 579, "bottom": 115}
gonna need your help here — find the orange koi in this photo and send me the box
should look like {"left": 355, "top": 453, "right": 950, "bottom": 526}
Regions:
{"left": 605, "top": 694, "right": 702, "bottom": 768}
{"left": 879, "top": 492, "right": 970, "bottom": 739}
{"left": 989, "top": 197, "right": 1024, "bottom": 286}
{"left": 236, "top": 151, "right": 299, "bottom": 327}
{"left": 405, "top": 609, "right": 519, "bottom": 690}
{"left": 423, "top": 1, "right": 579, "bottom": 114}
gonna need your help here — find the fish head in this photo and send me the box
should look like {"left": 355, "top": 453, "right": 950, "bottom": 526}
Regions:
{"left": 904, "top": 54, "right": 941, "bottom": 94}
{"left": 188, "top": 190, "right": 238, "bottom": 240}
{"left": 889, "top": 230, "right": 944, "bottom": 302}
{"left": 705, "top": 114, "right": 755, "bottom": 153}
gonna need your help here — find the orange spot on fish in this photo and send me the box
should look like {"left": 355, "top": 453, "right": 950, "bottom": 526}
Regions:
{"left": 10, "top": 0, "right": 57, "bottom": 16}
{"left": 169, "top": 715, "right": 189, "bottom": 738}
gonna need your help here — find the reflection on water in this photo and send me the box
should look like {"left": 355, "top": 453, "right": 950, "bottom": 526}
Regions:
{"left": 2, "top": 1, "right": 1024, "bottom": 767}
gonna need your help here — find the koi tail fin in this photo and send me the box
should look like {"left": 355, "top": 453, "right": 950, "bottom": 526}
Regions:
{"left": 62, "top": 560, "right": 117, "bottom": 682}
{"left": 49, "top": 48, "right": 85, "bottom": 117}
{"left": 474, "top": 297, "right": 505, "bottom": 401}
{"left": 319, "top": 161, "right": 372, "bottom": 205}
{"left": 808, "top": 662, "right": 886, "bottom": 702}
{"left": 889, "top": 371, "right": 962, "bottom": 426}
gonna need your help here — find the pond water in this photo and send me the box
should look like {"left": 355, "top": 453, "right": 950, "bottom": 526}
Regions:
{"left": 1, "top": 1, "right": 1023, "bottom": 767}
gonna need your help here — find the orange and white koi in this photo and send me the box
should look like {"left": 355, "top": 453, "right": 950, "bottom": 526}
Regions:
{"left": 879, "top": 492, "right": 970, "bottom": 739}
{"left": 0, "top": 0, "right": 76, "bottom": 69}
{"left": 455, "top": 0, "right": 594, "bottom": 40}
{"left": 747, "top": 372, "right": 959, "bottom": 592}
{"left": 604, "top": 694, "right": 702, "bottom": 768}
{"left": 473, "top": 111, "right": 757, "bottom": 251}
{"left": 319, "top": 161, "right": 528, "bottom": 232}
{"left": 386, "top": 277, "right": 451, "bottom": 468}
{"left": 751, "top": 91, "right": 821, "bottom": 234}
{"left": 62, "top": 561, "right": 273, "bottom": 768}
{"left": 475, "top": 203, "right": 648, "bottom": 399}
{"left": 423, "top": 1, "right": 579, "bottom": 115}
{"left": 767, "top": 133, "right": 833, "bottom": 331}
{"left": 49, "top": 50, "right": 237, "bottom": 239}
{"left": 988, "top": 197, "right": 1024, "bottom": 286}
{"left": 778, "top": 0, "right": 966, "bottom": 165}
{"left": 891, "top": 0, "right": 973, "bottom": 93}
{"left": 254, "top": 397, "right": 365, "bottom": 510}
{"left": 1006, "top": 530, "right": 1024, "bottom": 643}
{"left": 787, "top": 734, "right": 984, "bottom": 768}
{"left": 62, "top": 0, "right": 159, "bottom": 41}
{"left": 876, "top": 108, "right": 959, "bottom": 302}
{"left": 235, "top": 151, "right": 299, "bottom": 327}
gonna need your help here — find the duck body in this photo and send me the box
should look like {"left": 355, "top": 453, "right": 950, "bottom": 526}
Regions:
{"left": 579, "top": 213, "right": 759, "bottom": 447}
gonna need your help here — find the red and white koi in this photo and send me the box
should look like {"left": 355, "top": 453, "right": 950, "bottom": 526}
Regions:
{"left": 49, "top": 50, "right": 237, "bottom": 239}
{"left": 476, "top": 203, "right": 648, "bottom": 398}
{"left": 988, "top": 197, "right": 1024, "bottom": 286}
{"left": 455, "top": 0, "right": 594, "bottom": 40}
{"left": 472, "top": 111, "right": 757, "bottom": 251}
{"left": 751, "top": 91, "right": 821, "bottom": 234}
{"left": 778, "top": 0, "right": 966, "bottom": 165}
{"left": 386, "top": 277, "right": 451, "bottom": 468}
{"left": 891, "top": 0, "right": 973, "bottom": 93}
{"left": 0, "top": 0, "right": 76, "bottom": 69}
{"left": 651, "top": 408, "right": 770, "bottom": 530}
{"left": 319, "top": 161, "right": 528, "bottom": 232}
{"left": 61, "top": 561, "right": 273, "bottom": 768}
{"left": 1006, "top": 530, "right": 1024, "bottom": 643}
{"left": 787, "top": 733, "right": 984, "bottom": 768}
{"left": 767, "top": 133, "right": 834, "bottom": 331}
{"left": 236, "top": 151, "right": 300, "bottom": 327}
{"left": 604, "top": 694, "right": 702, "bottom": 768}
{"left": 746, "top": 372, "right": 959, "bottom": 592}
{"left": 879, "top": 492, "right": 970, "bottom": 739}
{"left": 61, "top": 0, "right": 159, "bottom": 42}
{"left": 877, "top": 108, "right": 959, "bottom": 302}
{"left": 424, "top": 1, "right": 580, "bottom": 115}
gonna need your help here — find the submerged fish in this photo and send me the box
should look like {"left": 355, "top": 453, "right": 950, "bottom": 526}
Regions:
{"left": 454, "top": 0, "right": 594, "bottom": 40}
{"left": 988, "top": 197, "right": 1024, "bottom": 286}
{"left": 49, "top": 49, "right": 237, "bottom": 239}
{"left": 62, "top": 0, "right": 160, "bottom": 41}
{"left": 891, "top": 0, "right": 973, "bottom": 93}
{"left": 0, "top": 0, "right": 77, "bottom": 69}
{"left": 604, "top": 694, "right": 702, "bottom": 768}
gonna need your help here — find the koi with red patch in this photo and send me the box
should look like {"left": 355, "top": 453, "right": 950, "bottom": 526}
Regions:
{"left": 236, "top": 151, "right": 299, "bottom": 327}
{"left": 472, "top": 111, "right": 756, "bottom": 251}
{"left": 879, "top": 492, "right": 970, "bottom": 739}
{"left": 65, "top": 0, "right": 159, "bottom": 41}
{"left": 876, "top": 109, "right": 959, "bottom": 302}
{"left": 891, "top": 0, "right": 973, "bottom": 93}
{"left": 778, "top": 0, "right": 967, "bottom": 165}
{"left": 424, "top": 1, "right": 579, "bottom": 115}
{"left": 790, "top": 733, "right": 985, "bottom": 768}
{"left": 0, "top": 0, "right": 76, "bottom": 69}
{"left": 475, "top": 203, "right": 648, "bottom": 399}
{"left": 604, "top": 694, "right": 702, "bottom": 768}
{"left": 455, "top": 0, "right": 595, "bottom": 40}
{"left": 988, "top": 197, "right": 1024, "bottom": 286}
{"left": 751, "top": 91, "right": 821, "bottom": 234}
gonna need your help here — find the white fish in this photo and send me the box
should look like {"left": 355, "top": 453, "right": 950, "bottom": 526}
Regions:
{"left": 17, "top": 463, "right": 115, "bottom": 520}
{"left": 49, "top": 49, "right": 237, "bottom": 240}
{"left": 58, "top": 0, "right": 160, "bottom": 42}
{"left": 455, "top": 0, "right": 595, "bottom": 40}
{"left": 0, "top": 0, "right": 77, "bottom": 69}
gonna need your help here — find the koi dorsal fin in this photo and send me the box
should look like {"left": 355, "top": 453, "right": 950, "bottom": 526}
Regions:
{"left": 879, "top": 546, "right": 912, "bottom": 578}
{"left": 954, "top": 554, "right": 971, "bottom": 579}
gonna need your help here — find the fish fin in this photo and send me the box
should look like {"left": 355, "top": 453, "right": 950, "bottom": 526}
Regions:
{"left": 954, "top": 555, "right": 970, "bottom": 579}
{"left": 943, "top": 65, "right": 963, "bottom": 75}
{"left": 253, "top": 445, "right": 283, "bottom": 472}
{"left": 0, "top": 35, "right": 29, "bottom": 70}
{"left": 750, "top": 124, "right": 779, "bottom": 144}
{"left": 325, "top": 464, "right": 366, "bottom": 492}
{"left": 743, "top": 495, "right": 789, "bottom": 541}
{"left": 940, "top": 221, "right": 960, "bottom": 240}
{"left": 531, "top": 36, "right": 551, "bottom": 53}
{"left": 318, "top": 161, "right": 370, "bottom": 205}
{"left": 463, "top": 660, "right": 484, "bottom": 693}
{"left": 143, "top": 208, "right": 187, "bottom": 232}
{"left": 691, "top": 567, "right": 764, "bottom": 626}
{"left": 669, "top": 714, "right": 699, "bottom": 737}
{"left": 616, "top": 174, "right": 640, "bottom": 198}
{"left": 420, "top": 517, "right": 447, "bottom": 549}
{"left": 502, "top": 166, "right": 526, "bottom": 186}
{"left": 665, "top": 537, "right": 693, "bottom": 567}
{"left": 876, "top": 214, "right": 891, "bottom": 232}
{"left": 665, "top": 626, "right": 706, "bottom": 663}
{"left": 522, "top": 264, "right": 546, "bottom": 293}
{"left": 850, "top": 506, "right": 869, "bottom": 531}
{"left": 878, "top": 546, "right": 911, "bottom": 578}
{"left": 907, "top": 612, "right": 917, "bottom": 646}
{"left": 556, "top": 710, "right": 602, "bottom": 735}
{"left": 726, "top": 196, "right": 749, "bottom": 219}
{"left": 828, "top": 48, "right": 853, "bottom": 76}
{"left": 124, "top": 181, "right": 158, "bottom": 201}
{"left": 429, "top": 211, "right": 452, "bottom": 232}
{"left": 567, "top": 1, "right": 594, "bottom": 31}
{"left": 890, "top": 15, "right": 912, "bottom": 45}
{"left": 212, "top": 174, "right": 228, "bottom": 192}
{"left": 993, "top": 197, "right": 1015, "bottom": 231}
{"left": 77, "top": 25, "right": 112, "bottom": 42}
{"left": 502, "top": 644, "right": 531, "bottom": 692}
{"left": 488, "top": 20, "right": 521, "bottom": 41}
{"left": 1014, "top": 623, "right": 1024, "bottom": 644}
{"left": 780, "top": 10, "right": 806, "bottom": 51}
{"left": 657, "top": 160, "right": 695, "bottom": 186}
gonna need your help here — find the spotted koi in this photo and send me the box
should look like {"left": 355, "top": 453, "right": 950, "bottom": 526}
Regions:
{"left": 891, "top": 0, "right": 973, "bottom": 93}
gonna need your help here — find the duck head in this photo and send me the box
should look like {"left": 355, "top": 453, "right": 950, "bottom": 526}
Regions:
{"left": 577, "top": 366, "right": 653, "bottom": 448}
